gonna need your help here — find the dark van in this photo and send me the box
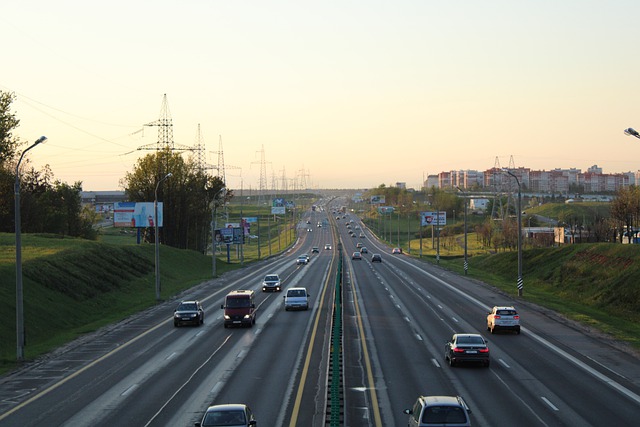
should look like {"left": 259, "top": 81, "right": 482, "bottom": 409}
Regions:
{"left": 221, "top": 290, "right": 256, "bottom": 328}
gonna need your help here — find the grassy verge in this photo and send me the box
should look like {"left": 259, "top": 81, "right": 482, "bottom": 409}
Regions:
{"left": 415, "top": 243, "right": 640, "bottom": 350}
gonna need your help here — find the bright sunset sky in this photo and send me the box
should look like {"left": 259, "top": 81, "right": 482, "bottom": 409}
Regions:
{"left": 3, "top": 1, "right": 640, "bottom": 191}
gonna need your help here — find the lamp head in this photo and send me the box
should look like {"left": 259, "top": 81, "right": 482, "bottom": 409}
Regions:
{"left": 624, "top": 128, "right": 640, "bottom": 137}
{"left": 35, "top": 136, "right": 47, "bottom": 145}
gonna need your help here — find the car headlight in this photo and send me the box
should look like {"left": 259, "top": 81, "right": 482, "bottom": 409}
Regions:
{"left": 224, "top": 315, "right": 231, "bottom": 320}
{"left": 243, "top": 314, "right": 251, "bottom": 319}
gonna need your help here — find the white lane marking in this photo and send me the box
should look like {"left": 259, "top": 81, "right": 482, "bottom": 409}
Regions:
{"left": 499, "top": 359, "right": 511, "bottom": 368}
{"left": 451, "top": 317, "right": 459, "bottom": 323}
{"left": 404, "top": 316, "right": 411, "bottom": 323}
{"left": 166, "top": 352, "right": 177, "bottom": 361}
{"left": 396, "top": 256, "right": 640, "bottom": 406}
{"left": 121, "top": 384, "right": 138, "bottom": 396}
{"left": 431, "top": 359, "right": 441, "bottom": 368}
{"left": 416, "top": 334, "right": 423, "bottom": 341}
{"left": 541, "top": 396, "right": 559, "bottom": 411}
{"left": 210, "top": 381, "right": 224, "bottom": 394}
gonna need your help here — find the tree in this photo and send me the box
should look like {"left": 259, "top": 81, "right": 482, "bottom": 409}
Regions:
{"left": 0, "top": 91, "right": 95, "bottom": 239}
{"left": 0, "top": 91, "right": 21, "bottom": 165}
{"left": 610, "top": 185, "right": 640, "bottom": 243}
{"left": 122, "top": 149, "right": 228, "bottom": 252}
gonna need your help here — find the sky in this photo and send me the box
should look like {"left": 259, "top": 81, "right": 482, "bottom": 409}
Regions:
{"left": 3, "top": 1, "right": 640, "bottom": 192}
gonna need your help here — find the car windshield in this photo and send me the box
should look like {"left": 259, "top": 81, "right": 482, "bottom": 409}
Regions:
{"left": 177, "top": 303, "right": 197, "bottom": 311}
{"left": 457, "top": 336, "right": 484, "bottom": 345}
{"left": 421, "top": 406, "right": 467, "bottom": 424}
{"left": 265, "top": 276, "right": 278, "bottom": 282}
{"left": 498, "top": 310, "right": 516, "bottom": 315}
{"left": 203, "top": 410, "right": 246, "bottom": 426}
{"left": 288, "top": 290, "right": 306, "bottom": 297}
{"left": 226, "top": 298, "right": 251, "bottom": 308}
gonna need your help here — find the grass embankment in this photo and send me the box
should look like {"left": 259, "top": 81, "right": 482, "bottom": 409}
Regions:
{"left": 0, "top": 232, "right": 240, "bottom": 374}
{"left": 435, "top": 244, "right": 640, "bottom": 349}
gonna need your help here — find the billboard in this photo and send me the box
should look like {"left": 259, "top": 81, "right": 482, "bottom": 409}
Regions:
{"left": 215, "top": 227, "right": 244, "bottom": 244}
{"left": 113, "top": 202, "right": 164, "bottom": 228}
{"left": 378, "top": 206, "right": 394, "bottom": 214}
{"left": 420, "top": 211, "right": 446, "bottom": 226}
{"left": 272, "top": 198, "right": 286, "bottom": 215}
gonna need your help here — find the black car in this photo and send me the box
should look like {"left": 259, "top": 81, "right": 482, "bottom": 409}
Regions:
{"left": 196, "top": 403, "right": 256, "bottom": 427}
{"left": 371, "top": 254, "right": 382, "bottom": 263}
{"left": 173, "top": 300, "right": 204, "bottom": 327}
{"left": 445, "top": 333, "right": 490, "bottom": 367}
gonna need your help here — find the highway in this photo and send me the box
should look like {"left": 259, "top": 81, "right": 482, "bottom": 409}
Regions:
{"left": 0, "top": 201, "right": 639, "bottom": 426}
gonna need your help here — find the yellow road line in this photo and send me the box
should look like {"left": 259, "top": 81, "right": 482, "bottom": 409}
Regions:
{"left": 349, "top": 259, "right": 384, "bottom": 426}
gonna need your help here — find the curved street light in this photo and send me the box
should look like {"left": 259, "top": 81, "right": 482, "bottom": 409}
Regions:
{"left": 154, "top": 172, "right": 172, "bottom": 301}
{"left": 624, "top": 128, "right": 640, "bottom": 139}
{"left": 502, "top": 169, "right": 523, "bottom": 296}
{"left": 15, "top": 136, "right": 47, "bottom": 360}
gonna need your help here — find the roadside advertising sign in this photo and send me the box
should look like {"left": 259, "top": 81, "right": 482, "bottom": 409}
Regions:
{"left": 420, "top": 211, "right": 446, "bottom": 226}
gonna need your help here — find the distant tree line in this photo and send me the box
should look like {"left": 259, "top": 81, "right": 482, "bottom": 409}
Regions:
{"left": 0, "top": 91, "right": 97, "bottom": 239}
{"left": 122, "top": 148, "right": 229, "bottom": 253}
{"left": 1, "top": 90, "right": 229, "bottom": 249}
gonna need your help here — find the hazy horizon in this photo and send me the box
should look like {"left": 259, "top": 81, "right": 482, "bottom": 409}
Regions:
{"left": 4, "top": 1, "right": 640, "bottom": 192}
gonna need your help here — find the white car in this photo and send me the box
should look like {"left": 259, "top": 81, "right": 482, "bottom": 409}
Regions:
{"left": 487, "top": 306, "right": 521, "bottom": 334}
{"left": 283, "top": 287, "right": 310, "bottom": 310}
{"left": 296, "top": 255, "right": 308, "bottom": 265}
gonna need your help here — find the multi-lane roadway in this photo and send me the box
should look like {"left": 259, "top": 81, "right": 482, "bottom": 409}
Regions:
{"left": 0, "top": 202, "right": 638, "bottom": 426}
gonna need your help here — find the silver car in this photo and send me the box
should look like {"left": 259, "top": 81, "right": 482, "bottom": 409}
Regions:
{"left": 487, "top": 306, "right": 521, "bottom": 334}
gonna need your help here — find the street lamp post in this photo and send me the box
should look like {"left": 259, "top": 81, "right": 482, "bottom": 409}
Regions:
{"left": 154, "top": 173, "right": 172, "bottom": 301}
{"left": 503, "top": 169, "right": 523, "bottom": 296}
{"left": 211, "top": 187, "right": 226, "bottom": 278}
{"left": 624, "top": 127, "right": 640, "bottom": 139}
{"left": 15, "top": 136, "right": 47, "bottom": 361}
{"left": 456, "top": 187, "right": 468, "bottom": 275}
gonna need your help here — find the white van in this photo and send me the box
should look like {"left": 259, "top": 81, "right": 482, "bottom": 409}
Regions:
{"left": 283, "top": 287, "right": 309, "bottom": 311}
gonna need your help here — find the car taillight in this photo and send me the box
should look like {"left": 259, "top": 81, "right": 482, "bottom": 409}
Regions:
{"left": 453, "top": 347, "right": 465, "bottom": 353}
{"left": 514, "top": 315, "right": 520, "bottom": 319}
{"left": 479, "top": 347, "right": 489, "bottom": 353}
{"left": 493, "top": 315, "right": 501, "bottom": 319}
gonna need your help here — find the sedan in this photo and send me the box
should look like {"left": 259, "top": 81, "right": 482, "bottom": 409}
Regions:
{"left": 371, "top": 254, "right": 382, "bottom": 263}
{"left": 173, "top": 300, "right": 204, "bottom": 327}
{"left": 351, "top": 251, "right": 362, "bottom": 260}
{"left": 445, "top": 333, "right": 490, "bottom": 367}
{"left": 392, "top": 247, "right": 402, "bottom": 254}
{"left": 296, "top": 255, "right": 308, "bottom": 265}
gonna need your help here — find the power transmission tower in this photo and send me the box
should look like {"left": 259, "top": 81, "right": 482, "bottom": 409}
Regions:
{"left": 138, "top": 94, "right": 174, "bottom": 151}
{"left": 137, "top": 94, "right": 195, "bottom": 156}
{"left": 280, "top": 167, "right": 288, "bottom": 195}
{"left": 251, "top": 145, "right": 271, "bottom": 203}
{"left": 193, "top": 124, "right": 207, "bottom": 173}
{"left": 210, "top": 135, "right": 240, "bottom": 186}
{"left": 298, "top": 167, "right": 311, "bottom": 191}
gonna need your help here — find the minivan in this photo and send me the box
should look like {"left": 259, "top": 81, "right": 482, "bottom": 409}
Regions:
{"left": 283, "top": 287, "right": 310, "bottom": 311}
{"left": 221, "top": 290, "right": 256, "bottom": 327}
